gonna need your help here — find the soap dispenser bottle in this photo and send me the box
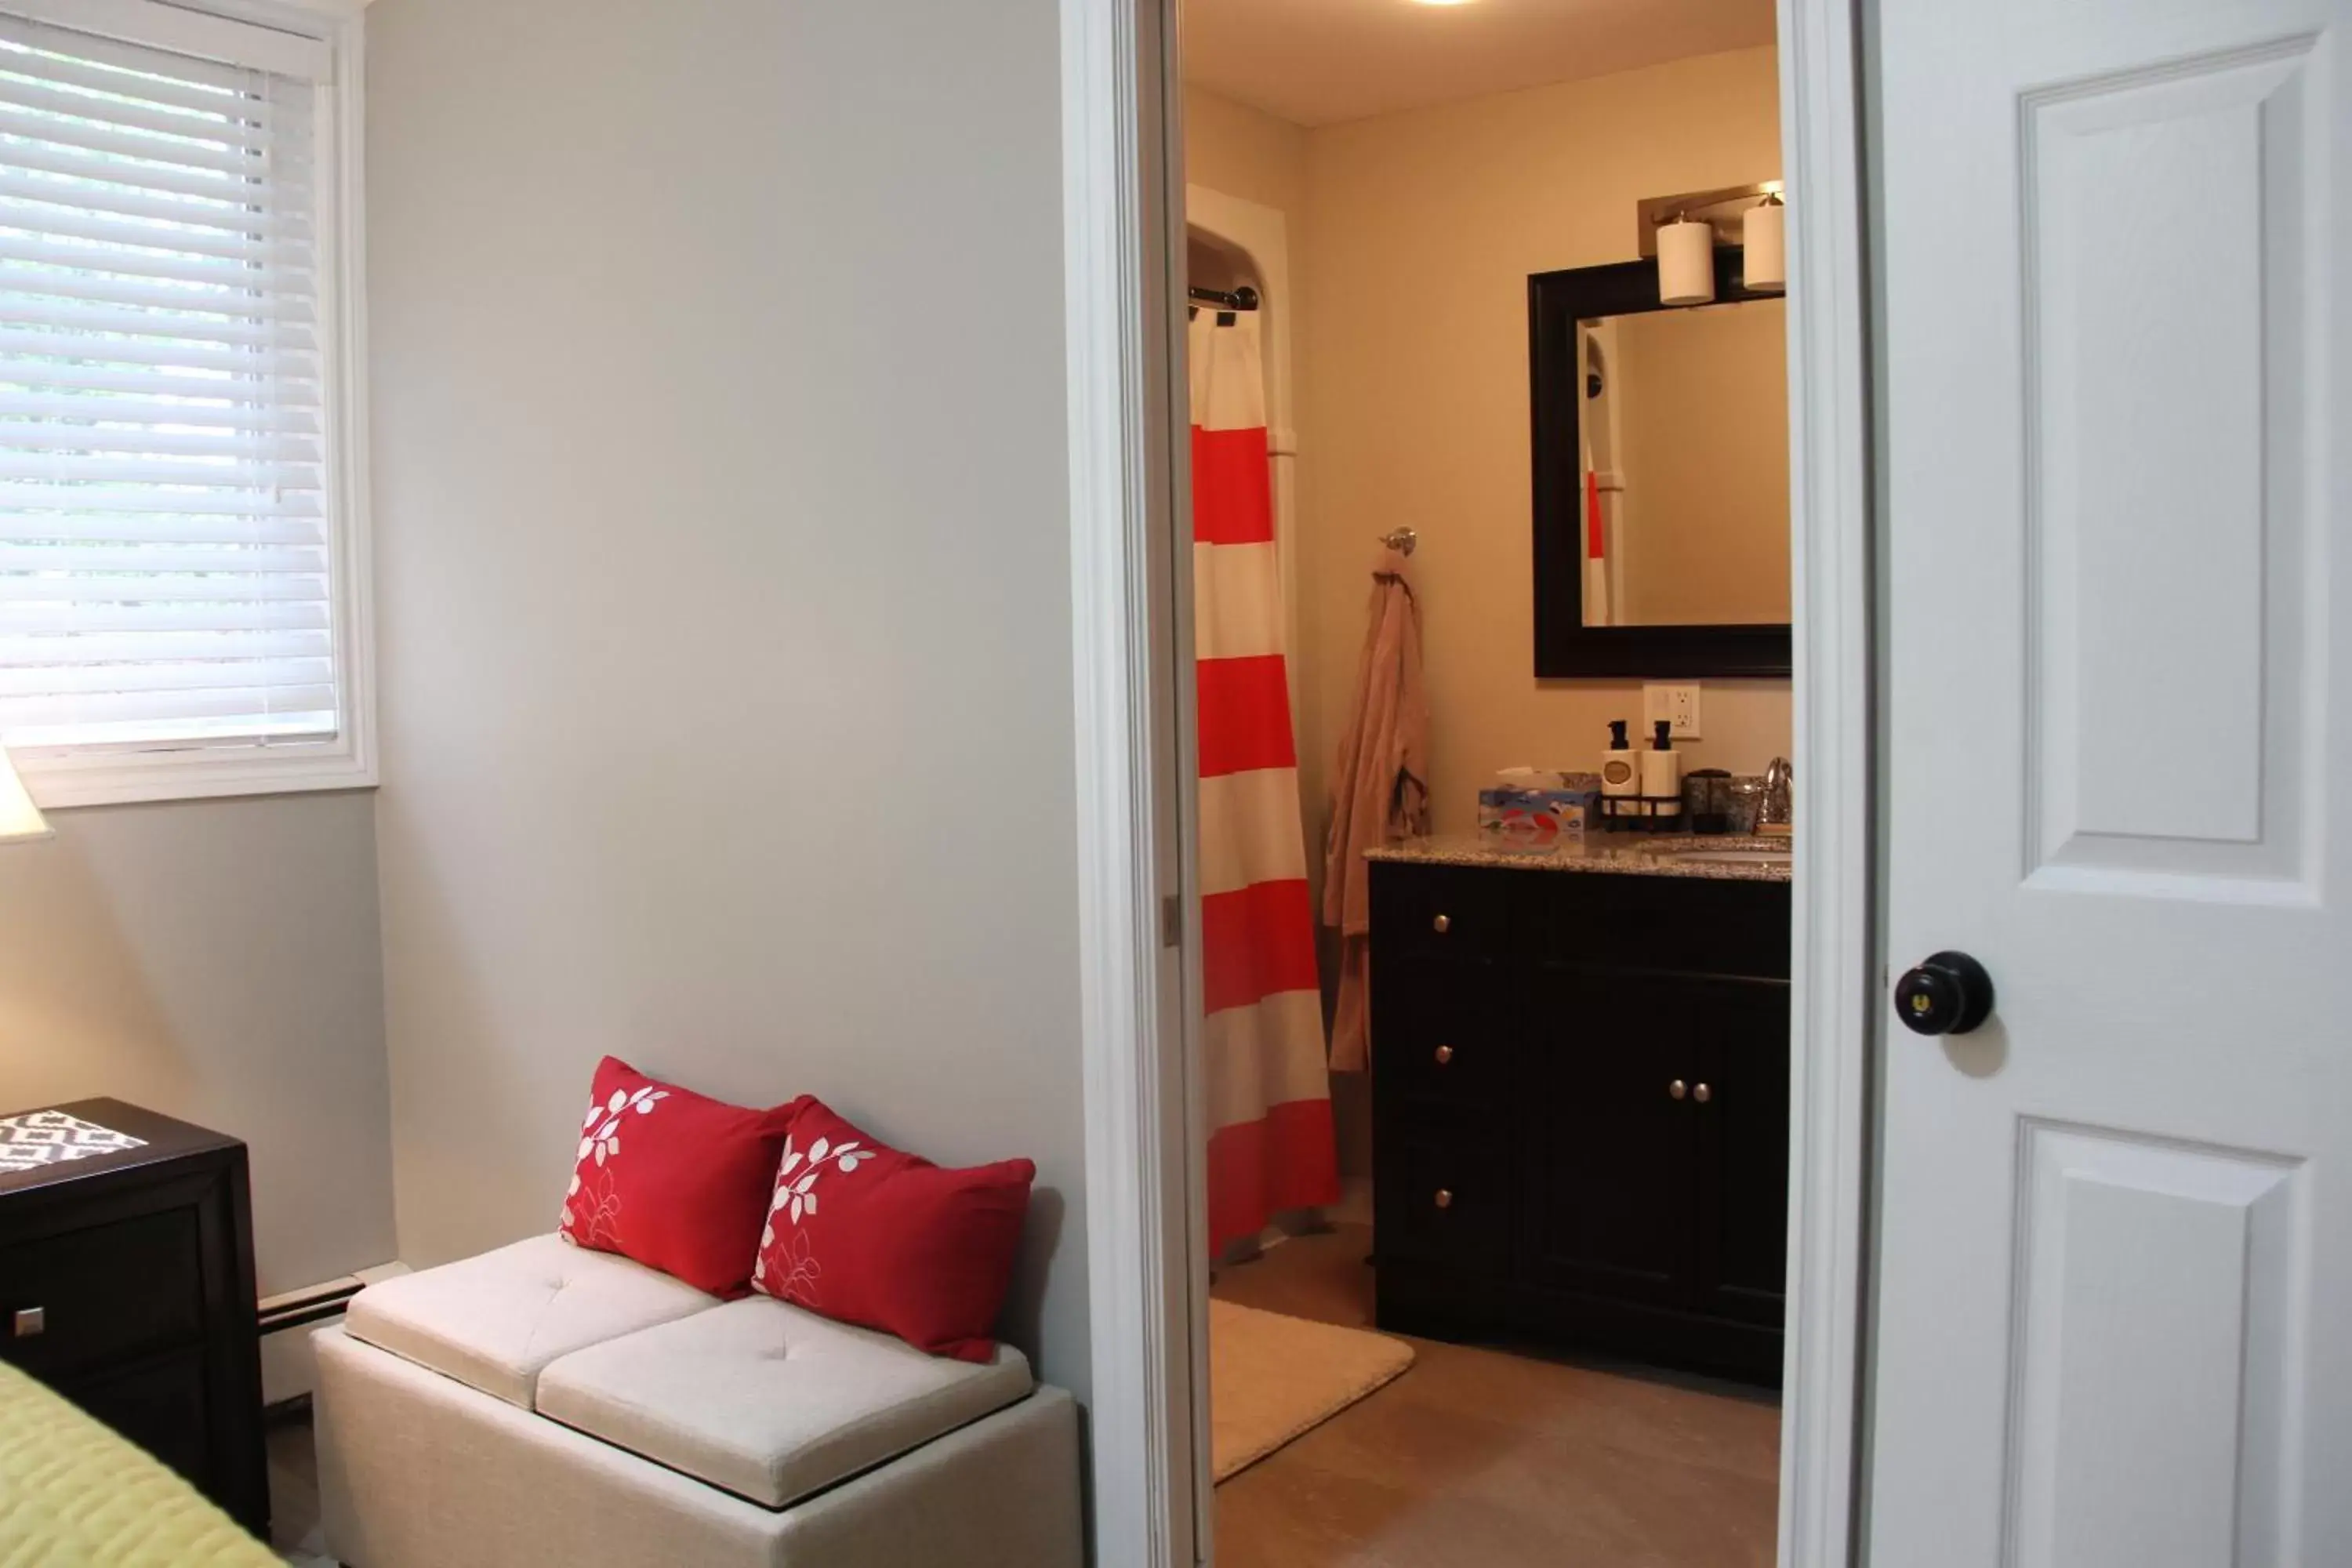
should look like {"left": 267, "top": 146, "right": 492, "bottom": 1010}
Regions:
{"left": 1601, "top": 720, "right": 1639, "bottom": 798}
{"left": 1642, "top": 719, "right": 1682, "bottom": 823}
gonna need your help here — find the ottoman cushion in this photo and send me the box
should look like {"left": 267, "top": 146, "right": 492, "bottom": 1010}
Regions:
{"left": 346, "top": 1234, "right": 715, "bottom": 1406}
{"left": 535, "top": 1294, "right": 1033, "bottom": 1508}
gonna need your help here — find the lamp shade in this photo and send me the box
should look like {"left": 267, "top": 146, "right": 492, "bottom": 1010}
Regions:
{"left": 0, "top": 745, "right": 49, "bottom": 844}
{"left": 1744, "top": 196, "right": 1787, "bottom": 292}
{"left": 1657, "top": 217, "right": 1715, "bottom": 306}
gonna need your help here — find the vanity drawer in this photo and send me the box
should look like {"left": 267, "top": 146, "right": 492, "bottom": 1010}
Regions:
{"left": 0, "top": 1207, "right": 208, "bottom": 1381}
{"left": 1370, "top": 862, "right": 1511, "bottom": 960}
{"left": 1370, "top": 960, "right": 1510, "bottom": 1106}
{"left": 1531, "top": 873, "right": 1791, "bottom": 980}
{"left": 1374, "top": 1118, "right": 1509, "bottom": 1278}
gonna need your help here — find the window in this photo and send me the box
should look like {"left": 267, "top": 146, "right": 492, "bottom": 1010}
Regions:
{"left": 0, "top": 0, "right": 366, "bottom": 805}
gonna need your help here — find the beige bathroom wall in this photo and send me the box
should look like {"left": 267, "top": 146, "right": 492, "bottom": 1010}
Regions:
{"left": 1184, "top": 85, "right": 1309, "bottom": 220}
{"left": 1294, "top": 46, "right": 1791, "bottom": 835}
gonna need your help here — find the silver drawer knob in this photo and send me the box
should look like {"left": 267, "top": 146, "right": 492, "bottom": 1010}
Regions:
{"left": 1669, "top": 1080, "right": 1688, "bottom": 1100}
{"left": 1432, "top": 913, "right": 1450, "bottom": 934}
{"left": 1433, "top": 1189, "right": 1454, "bottom": 1210}
{"left": 12, "top": 1307, "right": 44, "bottom": 1338}
{"left": 1433, "top": 1044, "right": 1454, "bottom": 1065}
{"left": 1693, "top": 1083, "right": 1713, "bottom": 1104}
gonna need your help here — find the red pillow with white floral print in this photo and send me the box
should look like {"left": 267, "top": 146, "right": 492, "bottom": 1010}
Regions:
{"left": 750, "top": 1100, "right": 1035, "bottom": 1361}
{"left": 557, "top": 1056, "right": 802, "bottom": 1297}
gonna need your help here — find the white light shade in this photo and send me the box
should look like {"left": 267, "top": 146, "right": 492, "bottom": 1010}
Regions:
{"left": 1744, "top": 198, "right": 1787, "bottom": 292}
{"left": 1657, "top": 218, "right": 1716, "bottom": 306}
{"left": 0, "top": 746, "right": 49, "bottom": 844}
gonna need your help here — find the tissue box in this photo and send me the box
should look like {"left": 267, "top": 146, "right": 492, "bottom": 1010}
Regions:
{"left": 1479, "top": 771, "right": 1599, "bottom": 838}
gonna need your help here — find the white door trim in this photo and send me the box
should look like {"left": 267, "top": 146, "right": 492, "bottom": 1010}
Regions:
{"left": 1060, "top": 1, "right": 1202, "bottom": 1565}
{"left": 1774, "top": 0, "right": 1875, "bottom": 1561}
{"left": 1058, "top": 0, "right": 1876, "bottom": 1561}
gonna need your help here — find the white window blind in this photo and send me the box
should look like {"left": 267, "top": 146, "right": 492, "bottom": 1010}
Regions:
{"left": 0, "top": 9, "right": 336, "bottom": 757}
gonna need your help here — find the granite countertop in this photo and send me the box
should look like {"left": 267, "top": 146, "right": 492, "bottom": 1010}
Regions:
{"left": 1364, "top": 830, "right": 1794, "bottom": 884}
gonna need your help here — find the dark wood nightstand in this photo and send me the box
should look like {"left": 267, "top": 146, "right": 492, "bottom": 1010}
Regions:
{"left": 0, "top": 1097, "right": 269, "bottom": 1536}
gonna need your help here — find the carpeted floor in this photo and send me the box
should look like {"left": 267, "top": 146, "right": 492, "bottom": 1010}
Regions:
{"left": 1210, "top": 1222, "right": 1781, "bottom": 1568}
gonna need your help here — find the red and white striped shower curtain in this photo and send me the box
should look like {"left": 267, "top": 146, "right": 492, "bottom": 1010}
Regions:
{"left": 1190, "top": 307, "right": 1341, "bottom": 1255}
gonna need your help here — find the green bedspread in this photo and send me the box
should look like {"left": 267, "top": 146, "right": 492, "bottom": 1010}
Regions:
{"left": 0, "top": 1359, "right": 281, "bottom": 1567}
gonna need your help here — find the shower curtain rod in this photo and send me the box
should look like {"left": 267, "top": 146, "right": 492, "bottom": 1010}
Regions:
{"left": 1188, "top": 284, "right": 1259, "bottom": 311}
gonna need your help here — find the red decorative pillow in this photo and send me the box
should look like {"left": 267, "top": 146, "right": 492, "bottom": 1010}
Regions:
{"left": 557, "top": 1056, "right": 801, "bottom": 1297}
{"left": 750, "top": 1100, "right": 1035, "bottom": 1361}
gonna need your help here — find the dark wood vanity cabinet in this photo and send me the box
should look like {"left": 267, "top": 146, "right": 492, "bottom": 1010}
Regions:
{"left": 1370, "top": 860, "right": 1791, "bottom": 1384}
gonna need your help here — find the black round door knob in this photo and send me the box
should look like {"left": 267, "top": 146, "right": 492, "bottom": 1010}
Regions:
{"left": 1895, "top": 950, "right": 1995, "bottom": 1036}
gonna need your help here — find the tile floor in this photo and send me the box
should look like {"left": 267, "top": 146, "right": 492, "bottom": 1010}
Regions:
{"left": 1211, "top": 1223, "right": 1780, "bottom": 1568}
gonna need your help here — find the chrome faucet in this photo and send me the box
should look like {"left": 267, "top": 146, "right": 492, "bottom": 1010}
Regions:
{"left": 1762, "top": 756, "right": 1793, "bottom": 830}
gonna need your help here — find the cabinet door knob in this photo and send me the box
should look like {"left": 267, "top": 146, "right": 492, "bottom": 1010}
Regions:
{"left": 1669, "top": 1079, "right": 1688, "bottom": 1100}
{"left": 11, "top": 1306, "right": 43, "bottom": 1338}
{"left": 1693, "top": 1083, "right": 1713, "bottom": 1104}
{"left": 1433, "top": 1044, "right": 1454, "bottom": 1065}
{"left": 1431, "top": 913, "right": 1450, "bottom": 935}
{"left": 1433, "top": 1188, "right": 1454, "bottom": 1210}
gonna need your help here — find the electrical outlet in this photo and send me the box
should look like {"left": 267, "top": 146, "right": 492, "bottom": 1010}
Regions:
{"left": 1643, "top": 683, "right": 1702, "bottom": 739}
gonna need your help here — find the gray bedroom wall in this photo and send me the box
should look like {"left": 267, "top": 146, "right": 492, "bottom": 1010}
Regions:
{"left": 363, "top": 0, "right": 1089, "bottom": 1397}
{"left": 0, "top": 792, "right": 397, "bottom": 1295}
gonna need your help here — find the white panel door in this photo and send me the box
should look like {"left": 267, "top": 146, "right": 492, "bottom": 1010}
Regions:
{"left": 1873, "top": 0, "right": 2349, "bottom": 1563}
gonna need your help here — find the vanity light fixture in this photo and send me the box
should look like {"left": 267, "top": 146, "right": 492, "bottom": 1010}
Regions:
{"left": 0, "top": 743, "right": 49, "bottom": 844}
{"left": 1744, "top": 188, "right": 1787, "bottom": 293}
{"left": 1656, "top": 215, "right": 1715, "bottom": 307}
{"left": 1639, "top": 181, "right": 1788, "bottom": 305}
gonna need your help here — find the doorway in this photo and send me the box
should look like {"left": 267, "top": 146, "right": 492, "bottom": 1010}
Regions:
{"left": 1073, "top": 0, "right": 2347, "bottom": 1559}
{"left": 1172, "top": 3, "right": 1853, "bottom": 1564}
{"left": 1053, "top": 0, "right": 1873, "bottom": 1559}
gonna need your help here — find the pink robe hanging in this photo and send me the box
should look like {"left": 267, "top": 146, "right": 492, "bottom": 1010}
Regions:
{"left": 1323, "top": 547, "right": 1429, "bottom": 1073}
{"left": 1190, "top": 306, "right": 1340, "bottom": 1254}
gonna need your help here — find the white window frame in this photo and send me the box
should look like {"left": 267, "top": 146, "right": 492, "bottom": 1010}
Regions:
{"left": 1, "top": 0, "right": 372, "bottom": 808}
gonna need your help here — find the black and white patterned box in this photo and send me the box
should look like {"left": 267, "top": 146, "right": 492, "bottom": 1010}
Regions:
{"left": 0, "top": 1109, "right": 146, "bottom": 1174}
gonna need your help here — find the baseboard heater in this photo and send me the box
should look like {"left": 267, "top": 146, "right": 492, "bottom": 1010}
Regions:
{"left": 260, "top": 1277, "right": 368, "bottom": 1338}
{"left": 258, "top": 1281, "right": 361, "bottom": 1425}
{"left": 257, "top": 1265, "right": 405, "bottom": 1423}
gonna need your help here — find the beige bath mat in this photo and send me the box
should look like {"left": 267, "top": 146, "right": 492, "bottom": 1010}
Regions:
{"left": 1209, "top": 1298, "right": 1415, "bottom": 1481}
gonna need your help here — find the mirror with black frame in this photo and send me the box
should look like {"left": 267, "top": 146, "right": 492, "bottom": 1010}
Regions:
{"left": 1530, "top": 248, "right": 1791, "bottom": 677}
